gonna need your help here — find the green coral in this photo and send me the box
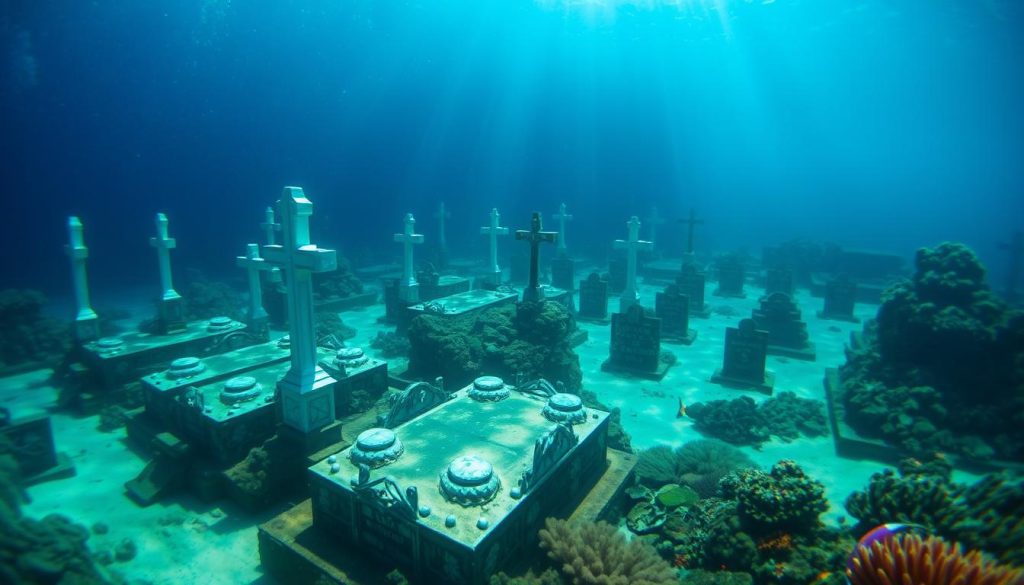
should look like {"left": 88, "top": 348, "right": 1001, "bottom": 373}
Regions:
{"left": 720, "top": 460, "right": 828, "bottom": 536}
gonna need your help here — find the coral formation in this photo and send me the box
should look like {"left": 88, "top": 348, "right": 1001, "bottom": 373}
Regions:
{"left": 407, "top": 300, "right": 582, "bottom": 392}
{"left": 847, "top": 533, "right": 1024, "bottom": 585}
{"left": 371, "top": 330, "right": 411, "bottom": 358}
{"left": 635, "top": 439, "right": 755, "bottom": 497}
{"left": 0, "top": 289, "right": 69, "bottom": 370}
{"left": 313, "top": 256, "right": 364, "bottom": 300}
{"left": 314, "top": 310, "right": 356, "bottom": 343}
{"left": 538, "top": 517, "right": 679, "bottom": 585}
{"left": 840, "top": 242, "right": 1024, "bottom": 461}
{"left": 686, "top": 393, "right": 827, "bottom": 447}
{"left": 182, "top": 279, "right": 245, "bottom": 322}
{"left": 845, "top": 457, "right": 1024, "bottom": 566}
{"left": 719, "top": 460, "right": 828, "bottom": 537}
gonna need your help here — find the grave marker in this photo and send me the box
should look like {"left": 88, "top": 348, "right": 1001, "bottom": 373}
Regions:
{"left": 710, "top": 318, "right": 776, "bottom": 394}
{"left": 479, "top": 208, "right": 509, "bottom": 287}
{"left": 577, "top": 272, "right": 609, "bottom": 323}
{"left": 751, "top": 292, "right": 816, "bottom": 361}
{"left": 714, "top": 255, "right": 746, "bottom": 298}
{"left": 393, "top": 213, "right": 425, "bottom": 303}
{"left": 65, "top": 216, "right": 99, "bottom": 342}
{"left": 655, "top": 284, "right": 697, "bottom": 345}
{"left": 817, "top": 276, "right": 859, "bottom": 322}
{"left": 150, "top": 213, "right": 186, "bottom": 334}
{"left": 515, "top": 212, "right": 558, "bottom": 303}
{"left": 601, "top": 304, "right": 672, "bottom": 380}
{"left": 236, "top": 243, "right": 274, "bottom": 336}
{"left": 613, "top": 216, "right": 652, "bottom": 313}
{"left": 676, "top": 264, "right": 710, "bottom": 318}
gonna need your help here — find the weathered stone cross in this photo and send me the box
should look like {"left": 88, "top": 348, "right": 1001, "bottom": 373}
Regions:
{"left": 515, "top": 212, "right": 557, "bottom": 303}
{"left": 680, "top": 208, "right": 703, "bottom": 266}
{"left": 262, "top": 187, "right": 338, "bottom": 434}
{"left": 480, "top": 208, "right": 509, "bottom": 286}
{"left": 235, "top": 243, "right": 274, "bottom": 334}
{"left": 261, "top": 206, "right": 281, "bottom": 246}
{"left": 394, "top": 213, "right": 425, "bottom": 302}
{"left": 553, "top": 203, "right": 573, "bottom": 256}
{"left": 150, "top": 213, "right": 185, "bottom": 333}
{"left": 614, "top": 216, "right": 653, "bottom": 312}
{"left": 65, "top": 216, "right": 99, "bottom": 342}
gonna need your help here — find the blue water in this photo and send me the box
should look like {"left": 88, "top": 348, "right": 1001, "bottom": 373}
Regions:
{"left": 1, "top": 0, "right": 1021, "bottom": 295}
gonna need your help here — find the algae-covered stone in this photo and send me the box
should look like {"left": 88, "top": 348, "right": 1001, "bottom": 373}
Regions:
{"left": 656, "top": 483, "right": 700, "bottom": 509}
{"left": 626, "top": 500, "right": 667, "bottom": 534}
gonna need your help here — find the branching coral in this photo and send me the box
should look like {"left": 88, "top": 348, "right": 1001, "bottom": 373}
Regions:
{"left": 846, "top": 533, "right": 1024, "bottom": 585}
{"left": 0, "top": 289, "right": 69, "bottom": 369}
{"left": 538, "top": 517, "right": 679, "bottom": 585}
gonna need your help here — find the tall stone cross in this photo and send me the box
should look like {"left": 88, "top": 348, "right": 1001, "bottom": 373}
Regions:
{"left": 394, "top": 213, "right": 425, "bottom": 303}
{"left": 150, "top": 213, "right": 185, "bottom": 334}
{"left": 515, "top": 212, "right": 557, "bottom": 303}
{"left": 679, "top": 208, "right": 703, "bottom": 266}
{"left": 645, "top": 206, "right": 666, "bottom": 247}
{"left": 235, "top": 243, "right": 273, "bottom": 334}
{"left": 65, "top": 216, "right": 99, "bottom": 342}
{"left": 480, "top": 208, "right": 509, "bottom": 286}
{"left": 261, "top": 206, "right": 281, "bottom": 246}
{"left": 262, "top": 187, "right": 338, "bottom": 435}
{"left": 614, "top": 216, "right": 653, "bottom": 312}
{"left": 553, "top": 203, "right": 573, "bottom": 256}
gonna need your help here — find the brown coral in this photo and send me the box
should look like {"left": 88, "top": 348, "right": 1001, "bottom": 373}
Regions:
{"left": 538, "top": 517, "right": 678, "bottom": 585}
{"left": 846, "top": 533, "right": 1024, "bottom": 585}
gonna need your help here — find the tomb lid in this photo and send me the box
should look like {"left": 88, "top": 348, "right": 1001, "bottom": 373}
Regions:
{"left": 208, "top": 316, "right": 234, "bottom": 332}
{"left": 167, "top": 356, "right": 204, "bottom": 379}
{"left": 96, "top": 337, "right": 124, "bottom": 351}
{"left": 334, "top": 347, "right": 369, "bottom": 369}
{"left": 220, "top": 375, "right": 261, "bottom": 405}
{"left": 439, "top": 455, "right": 501, "bottom": 505}
{"left": 543, "top": 392, "right": 587, "bottom": 424}
{"left": 468, "top": 375, "right": 510, "bottom": 402}
{"left": 350, "top": 427, "right": 404, "bottom": 468}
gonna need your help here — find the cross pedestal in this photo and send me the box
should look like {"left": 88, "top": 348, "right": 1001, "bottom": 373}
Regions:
{"left": 394, "top": 213, "right": 425, "bottom": 303}
{"left": 262, "top": 187, "right": 338, "bottom": 438}
{"left": 613, "top": 216, "right": 653, "bottom": 313}
{"left": 236, "top": 243, "right": 274, "bottom": 338}
{"left": 515, "top": 212, "right": 557, "bottom": 303}
{"left": 150, "top": 213, "right": 185, "bottom": 334}
{"left": 553, "top": 203, "right": 573, "bottom": 257}
{"left": 65, "top": 216, "right": 99, "bottom": 342}
{"left": 480, "top": 208, "right": 509, "bottom": 287}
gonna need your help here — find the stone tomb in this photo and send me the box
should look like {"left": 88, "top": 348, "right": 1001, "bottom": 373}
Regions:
{"left": 714, "top": 256, "right": 746, "bottom": 298}
{"left": 318, "top": 347, "right": 389, "bottom": 419}
{"left": 762, "top": 267, "right": 795, "bottom": 298}
{"left": 817, "top": 277, "right": 860, "bottom": 323}
{"left": 654, "top": 285, "right": 698, "bottom": 345}
{"left": 81, "top": 316, "right": 250, "bottom": 390}
{"left": 751, "top": 292, "right": 816, "bottom": 361}
{"left": 406, "top": 289, "right": 518, "bottom": 320}
{"left": 301, "top": 376, "right": 611, "bottom": 585}
{"left": 710, "top": 318, "right": 776, "bottom": 395}
{"left": 676, "top": 264, "right": 711, "bottom": 318}
{"left": 601, "top": 304, "right": 674, "bottom": 380}
{"left": 577, "top": 272, "right": 610, "bottom": 323}
{"left": 0, "top": 411, "right": 75, "bottom": 486}
{"left": 382, "top": 274, "right": 473, "bottom": 324}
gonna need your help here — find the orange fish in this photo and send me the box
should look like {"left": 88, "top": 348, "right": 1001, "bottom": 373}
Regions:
{"left": 677, "top": 397, "right": 687, "bottom": 418}
{"left": 814, "top": 571, "right": 832, "bottom": 582}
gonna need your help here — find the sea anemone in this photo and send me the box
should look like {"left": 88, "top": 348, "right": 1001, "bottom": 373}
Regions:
{"left": 846, "top": 533, "right": 1024, "bottom": 585}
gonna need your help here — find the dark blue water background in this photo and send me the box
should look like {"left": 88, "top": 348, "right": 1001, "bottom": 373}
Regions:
{"left": 1, "top": 1, "right": 1021, "bottom": 302}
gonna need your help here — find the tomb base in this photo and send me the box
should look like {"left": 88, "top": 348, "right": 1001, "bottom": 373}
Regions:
{"left": 816, "top": 310, "right": 860, "bottom": 323}
{"left": 689, "top": 304, "right": 712, "bottom": 319}
{"left": 663, "top": 328, "right": 698, "bottom": 346}
{"left": 600, "top": 351, "right": 674, "bottom": 381}
{"left": 278, "top": 420, "right": 344, "bottom": 456}
{"left": 710, "top": 369, "right": 776, "bottom": 395}
{"left": 766, "top": 342, "right": 817, "bottom": 361}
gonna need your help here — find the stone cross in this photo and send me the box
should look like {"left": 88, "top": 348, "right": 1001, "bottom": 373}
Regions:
{"left": 150, "top": 213, "right": 185, "bottom": 333}
{"left": 235, "top": 243, "right": 274, "bottom": 333}
{"left": 261, "top": 206, "right": 281, "bottom": 246}
{"left": 394, "top": 213, "right": 425, "bottom": 303}
{"left": 553, "top": 203, "right": 573, "bottom": 255}
{"left": 480, "top": 208, "right": 509, "bottom": 286}
{"left": 515, "top": 212, "right": 558, "bottom": 303}
{"left": 262, "top": 187, "right": 338, "bottom": 435}
{"left": 433, "top": 201, "right": 450, "bottom": 249}
{"left": 645, "top": 206, "right": 666, "bottom": 246}
{"left": 679, "top": 208, "right": 703, "bottom": 266}
{"left": 613, "top": 216, "right": 653, "bottom": 312}
{"left": 65, "top": 216, "right": 99, "bottom": 342}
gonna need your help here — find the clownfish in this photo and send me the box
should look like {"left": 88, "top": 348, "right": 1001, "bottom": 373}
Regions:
{"left": 846, "top": 523, "right": 927, "bottom": 584}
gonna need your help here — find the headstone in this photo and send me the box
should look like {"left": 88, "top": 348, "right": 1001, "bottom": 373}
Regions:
{"left": 608, "top": 256, "right": 626, "bottom": 293}
{"left": 613, "top": 216, "right": 653, "bottom": 313}
{"left": 514, "top": 212, "right": 558, "bottom": 303}
{"left": 0, "top": 411, "right": 74, "bottom": 486}
{"left": 710, "top": 318, "right": 776, "bottom": 394}
{"left": 479, "top": 208, "right": 509, "bottom": 287}
{"left": 550, "top": 256, "right": 576, "bottom": 292}
{"left": 393, "top": 213, "right": 425, "bottom": 304}
{"left": 65, "top": 216, "right": 99, "bottom": 342}
{"left": 817, "top": 276, "right": 859, "bottom": 322}
{"left": 751, "top": 292, "right": 816, "bottom": 360}
{"left": 679, "top": 208, "right": 703, "bottom": 267}
{"left": 433, "top": 201, "right": 450, "bottom": 267}
{"left": 763, "top": 267, "right": 794, "bottom": 298}
{"left": 714, "top": 255, "right": 746, "bottom": 298}
{"left": 654, "top": 284, "right": 697, "bottom": 345}
{"left": 262, "top": 187, "right": 340, "bottom": 445}
{"left": 236, "top": 243, "right": 273, "bottom": 336}
{"left": 149, "top": 212, "right": 186, "bottom": 334}
{"left": 577, "top": 272, "right": 609, "bottom": 322}
{"left": 553, "top": 203, "right": 573, "bottom": 256}
{"left": 601, "top": 304, "right": 673, "bottom": 380}
{"left": 676, "top": 264, "right": 710, "bottom": 318}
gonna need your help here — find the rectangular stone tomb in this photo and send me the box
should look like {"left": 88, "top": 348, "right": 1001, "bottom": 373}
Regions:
{"left": 642, "top": 258, "right": 687, "bottom": 283}
{"left": 550, "top": 256, "right": 576, "bottom": 291}
{"left": 81, "top": 317, "right": 251, "bottom": 389}
{"left": 601, "top": 305, "right": 673, "bottom": 380}
{"left": 676, "top": 266, "right": 711, "bottom": 318}
{"left": 654, "top": 286, "right": 697, "bottom": 345}
{"left": 140, "top": 338, "right": 291, "bottom": 431}
{"left": 710, "top": 318, "right": 776, "bottom": 395}
{"left": 419, "top": 275, "right": 472, "bottom": 301}
{"left": 577, "top": 272, "right": 609, "bottom": 323}
{"left": 307, "top": 379, "right": 611, "bottom": 585}
{"left": 0, "top": 413, "right": 75, "bottom": 486}
{"left": 406, "top": 289, "right": 518, "bottom": 318}
{"left": 752, "top": 292, "right": 816, "bottom": 361}
{"left": 318, "top": 349, "right": 389, "bottom": 418}
{"left": 817, "top": 279, "right": 860, "bottom": 323}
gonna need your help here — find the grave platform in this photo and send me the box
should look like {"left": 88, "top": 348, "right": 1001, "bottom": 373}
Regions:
{"left": 600, "top": 351, "right": 674, "bottom": 381}
{"left": 710, "top": 368, "right": 776, "bottom": 395}
{"left": 642, "top": 258, "right": 685, "bottom": 283}
{"left": 662, "top": 329, "right": 698, "bottom": 346}
{"left": 406, "top": 289, "right": 518, "bottom": 318}
{"left": 81, "top": 317, "right": 252, "bottom": 389}
{"left": 318, "top": 351, "right": 389, "bottom": 419}
{"left": 823, "top": 368, "right": 1023, "bottom": 474}
{"left": 303, "top": 377, "right": 611, "bottom": 585}
{"left": 420, "top": 275, "right": 472, "bottom": 300}
{"left": 766, "top": 342, "right": 817, "bottom": 361}
{"left": 259, "top": 448, "right": 634, "bottom": 585}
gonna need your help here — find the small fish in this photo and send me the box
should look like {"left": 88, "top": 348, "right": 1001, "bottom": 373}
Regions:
{"left": 677, "top": 397, "right": 687, "bottom": 418}
{"left": 815, "top": 571, "right": 832, "bottom": 582}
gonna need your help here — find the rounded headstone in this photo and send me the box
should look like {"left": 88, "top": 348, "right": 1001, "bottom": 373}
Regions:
{"left": 542, "top": 392, "right": 587, "bottom": 424}
{"left": 167, "top": 356, "right": 205, "bottom": 379}
{"left": 220, "top": 375, "right": 261, "bottom": 405}
{"left": 468, "top": 375, "right": 510, "bottom": 402}
{"left": 350, "top": 427, "right": 404, "bottom": 468}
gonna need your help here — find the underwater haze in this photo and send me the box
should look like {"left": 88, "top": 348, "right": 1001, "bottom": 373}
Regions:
{"left": 1, "top": 0, "right": 1022, "bottom": 293}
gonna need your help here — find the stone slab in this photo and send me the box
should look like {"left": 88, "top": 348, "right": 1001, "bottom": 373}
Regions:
{"left": 710, "top": 368, "right": 776, "bottom": 395}
{"left": 406, "top": 289, "right": 518, "bottom": 318}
